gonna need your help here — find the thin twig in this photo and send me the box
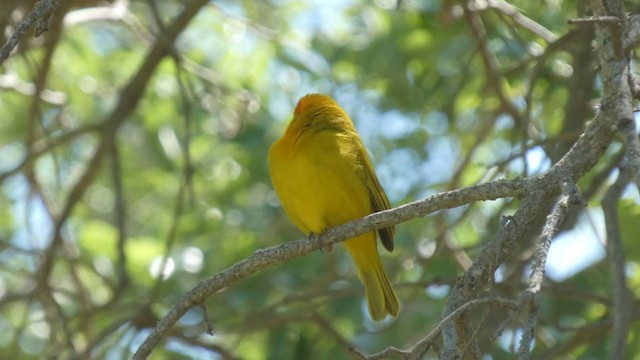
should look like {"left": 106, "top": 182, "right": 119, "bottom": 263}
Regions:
{"left": 410, "top": 297, "right": 518, "bottom": 359}
{"left": 485, "top": 0, "right": 558, "bottom": 43}
{"left": 147, "top": 0, "right": 197, "bottom": 202}
{"left": 601, "top": 165, "right": 632, "bottom": 360}
{"left": 310, "top": 313, "right": 356, "bottom": 357}
{"left": 0, "top": 123, "right": 101, "bottom": 184}
{"left": 199, "top": 304, "right": 214, "bottom": 335}
{"left": 518, "top": 181, "right": 584, "bottom": 359}
{"left": 567, "top": 16, "right": 620, "bottom": 24}
{"left": 111, "top": 136, "right": 130, "bottom": 288}
{"left": 463, "top": 3, "right": 522, "bottom": 123}
{"left": 352, "top": 297, "right": 518, "bottom": 360}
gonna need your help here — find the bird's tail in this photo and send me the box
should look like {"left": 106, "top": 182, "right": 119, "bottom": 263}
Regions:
{"left": 345, "top": 233, "right": 399, "bottom": 321}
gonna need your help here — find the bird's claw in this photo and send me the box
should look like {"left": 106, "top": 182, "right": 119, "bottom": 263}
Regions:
{"left": 310, "top": 232, "right": 333, "bottom": 253}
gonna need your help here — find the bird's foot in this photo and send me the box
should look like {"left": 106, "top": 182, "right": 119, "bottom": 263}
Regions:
{"left": 310, "top": 232, "right": 333, "bottom": 253}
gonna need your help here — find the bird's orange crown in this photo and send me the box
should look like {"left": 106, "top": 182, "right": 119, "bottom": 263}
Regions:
{"left": 294, "top": 93, "right": 329, "bottom": 115}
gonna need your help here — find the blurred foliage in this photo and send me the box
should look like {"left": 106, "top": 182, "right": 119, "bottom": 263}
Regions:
{"left": 0, "top": 0, "right": 639, "bottom": 359}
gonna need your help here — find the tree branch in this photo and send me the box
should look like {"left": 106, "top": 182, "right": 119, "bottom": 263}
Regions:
{"left": 619, "top": 116, "right": 640, "bottom": 191}
{"left": 414, "top": 297, "right": 518, "bottom": 359}
{"left": 568, "top": 16, "right": 620, "bottom": 25}
{"left": 0, "top": 0, "right": 59, "bottom": 65}
{"left": 484, "top": 0, "right": 558, "bottom": 43}
{"left": 518, "top": 181, "right": 584, "bottom": 358}
{"left": 352, "top": 297, "right": 518, "bottom": 360}
{"left": 35, "top": 0, "right": 210, "bottom": 294}
{"left": 624, "top": 15, "right": 640, "bottom": 50}
{"left": 601, "top": 165, "right": 632, "bottom": 359}
{"left": 439, "top": 0, "right": 632, "bottom": 352}
{"left": 132, "top": 178, "right": 526, "bottom": 359}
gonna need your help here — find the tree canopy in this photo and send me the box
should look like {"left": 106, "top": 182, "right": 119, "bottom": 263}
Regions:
{"left": 0, "top": 0, "right": 639, "bottom": 359}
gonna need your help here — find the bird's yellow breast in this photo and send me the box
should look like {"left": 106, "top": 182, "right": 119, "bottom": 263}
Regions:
{"left": 268, "top": 129, "right": 372, "bottom": 235}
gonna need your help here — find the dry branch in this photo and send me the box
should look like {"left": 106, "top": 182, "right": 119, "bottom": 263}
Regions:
{"left": 602, "top": 166, "right": 633, "bottom": 359}
{"left": 518, "top": 181, "right": 584, "bottom": 359}
{"left": 439, "top": 0, "right": 634, "bottom": 355}
{"left": 0, "top": 0, "right": 59, "bottom": 65}
{"left": 132, "top": 178, "right": 526, "bottom": 359}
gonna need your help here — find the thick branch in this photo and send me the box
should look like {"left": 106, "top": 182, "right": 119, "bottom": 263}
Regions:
{"left": 625, "top": 15, "right": 640, "bottom": 50}
{"left": 619, "top": 117, "right": 640, "bottom": 190}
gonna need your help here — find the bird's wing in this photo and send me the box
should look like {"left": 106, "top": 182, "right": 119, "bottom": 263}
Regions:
{"left": 356, "top": 144, "right": 395, "bottom": 252}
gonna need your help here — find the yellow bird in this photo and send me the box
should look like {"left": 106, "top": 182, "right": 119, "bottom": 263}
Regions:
{"left": 268, "top": 94, "right": 399, "bottom": 321}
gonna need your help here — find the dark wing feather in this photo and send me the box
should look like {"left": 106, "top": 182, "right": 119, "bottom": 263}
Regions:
{"left": 357, "top": 147, "right": 395, "bottom": 252}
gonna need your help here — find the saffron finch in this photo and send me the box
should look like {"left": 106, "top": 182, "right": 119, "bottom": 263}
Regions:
{"left": 268, "top": 94, "right": 399, "bottom": 321}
